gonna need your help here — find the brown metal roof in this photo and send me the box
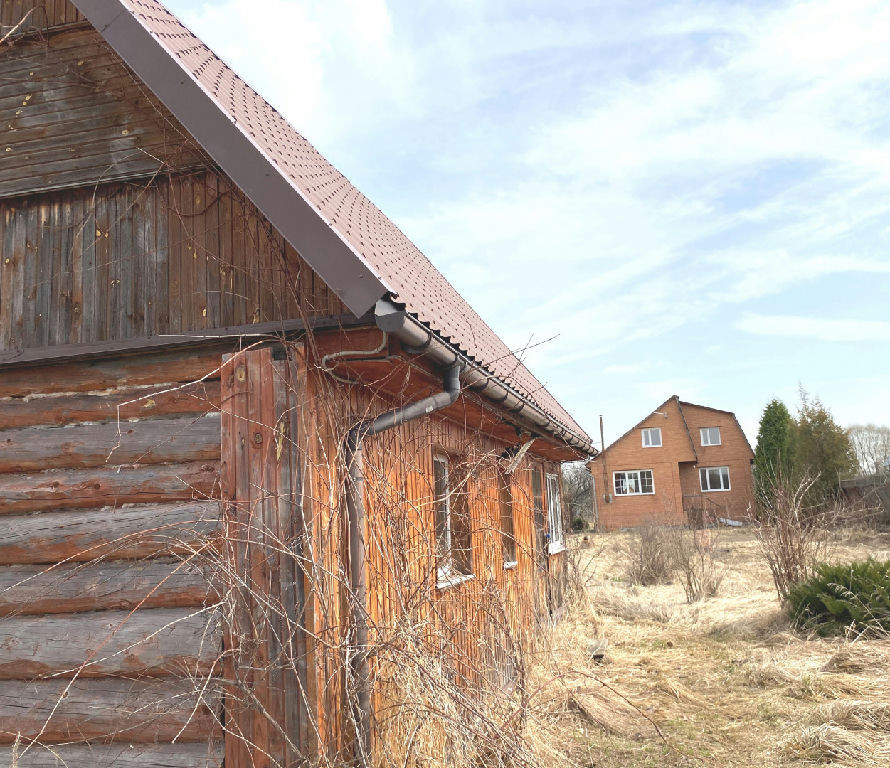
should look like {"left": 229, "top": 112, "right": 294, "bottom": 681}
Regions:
{"left": 72, "top": 0, "right": 591, "bottom": 445}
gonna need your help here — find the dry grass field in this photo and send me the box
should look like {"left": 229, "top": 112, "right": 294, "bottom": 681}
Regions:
{"left": 529, "top": 527, "right": 890, "bottom": 768}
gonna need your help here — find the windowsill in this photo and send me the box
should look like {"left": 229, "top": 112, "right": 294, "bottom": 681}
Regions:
{"left": 436, "top": 572, "right": 474, "bottom": 591}
{"left": 503, "top": 561, "right": 518, "bottom": 571}
{"left": 614, "top": 492, "right": 656, "bottom": 497}
{"left": 548, "top": 542, "right": 566, "bottom": 555}
{"left": 701, "top": 488, "right": 731, "bottom": 493}
{"left": 642, "top": 445, "right": 662, "bottom": 448}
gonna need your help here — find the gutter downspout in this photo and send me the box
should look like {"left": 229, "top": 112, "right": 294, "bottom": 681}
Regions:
{"left": 344, "top": 362, "right": 462, "bottom": 765}
{"left": 374, "top": 299, "right": 596, "bottom": 455}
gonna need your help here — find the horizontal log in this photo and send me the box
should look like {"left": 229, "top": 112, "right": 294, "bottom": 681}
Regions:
{"left": 0, "top": 380, "right": 221, "bottom": 430}
{"left": 0, "top": 742, "right": 223, "bottom": 767}
{"left": 0, "top": 501, "right": 220, "bottom": 565}
{"left": 0, "top": 414, "right": 221, "bottom": 473}
{"left": 0, "top": 607, "right": 222, "bottom": 679}
{"left": 0, "top": 462, "right": 220, "bottom": 515}
{"left": 0, "top": 561, "right": 214, "bottom": 616}
{"left": 0, "top": 347, "right": 228, "bottom": 398}
{"left": 0, "top": 678, "right": 221, "bottom": 744}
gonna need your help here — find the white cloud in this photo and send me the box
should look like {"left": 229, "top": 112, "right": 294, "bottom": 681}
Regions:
{"left": 737, "top": 314, "right": 890, "bottom": 342}
{"left": 166, "top": 0, "right": 890, "bottom": 440}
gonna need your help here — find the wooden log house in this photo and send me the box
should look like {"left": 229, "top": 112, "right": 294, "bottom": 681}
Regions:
{"left": 0, "top": 1, "right": 596, "bottom": 765}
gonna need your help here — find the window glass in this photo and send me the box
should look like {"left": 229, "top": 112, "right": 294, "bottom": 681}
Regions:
{"left": 700, "top": 465, "right": 731, "bottom": 491}
{"left": 433, "top": 453, "right": 473, "bottom": 581}
{"left": 546, "top": 473, "right": 564, "bottom": 552}
{"left": 499, "top": 471, "right": 516, "bottom": 564}
{"left": 700, "top": 427, "right": 721, "bottom": 446}
{"left": 613, "top": 469, "right": 655, "bottom": 496}
{"left": 642, "top": 427, "right": 662, "bottom": 447}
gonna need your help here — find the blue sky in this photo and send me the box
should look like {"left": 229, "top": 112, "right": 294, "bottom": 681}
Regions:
{"left": 166, "top": 0, "right": 890, "bottom": 446}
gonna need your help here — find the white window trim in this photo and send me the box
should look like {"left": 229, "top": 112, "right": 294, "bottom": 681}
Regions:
{"left": 641, "top": 427, "right": 662, "bottom": 447}
{"left": 699, "top": 465, "right": 731, "bottom": 492}
{"left": 503, "top": 560, "right": 518, "bottom": 570}
{"left": 613, "top": 469, "right": 655, "bottom": 496}
{"left": 700, "top": 427, "right": 721, "bottom": 446}
{"left": 436, "top": 572, "right": 475, "bottom": 590}
{"left": 546, "top": 473, "right": 565, "bottom": 555}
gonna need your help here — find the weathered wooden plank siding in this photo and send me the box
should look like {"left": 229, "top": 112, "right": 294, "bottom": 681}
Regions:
{"left": 0, "top": 173, "right": 346, "bottom": 353}
{"left": 0, "top": 27, "right": 204, "bottom": 198}
{"left": 0, "top": 0, "right": 84, "bottom": 37}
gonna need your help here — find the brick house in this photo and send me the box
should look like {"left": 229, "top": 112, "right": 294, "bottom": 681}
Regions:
{"left": 589, "top": 396, "right": 754, "bottom": 529}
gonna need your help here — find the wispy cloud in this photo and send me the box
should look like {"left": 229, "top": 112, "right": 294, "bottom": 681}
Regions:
{"left": 737, "top": 313, "right": 890, "bottom": 342}
{"left": 168, "top": 0, "right": 890, "bottom": 439}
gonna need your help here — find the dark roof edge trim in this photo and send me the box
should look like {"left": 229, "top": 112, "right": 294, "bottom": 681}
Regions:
{"left": 376, "top": 300, "right": 596, "bottom": 456}
{"left": 71, "top": 0, "right": 390, "bottom": 317}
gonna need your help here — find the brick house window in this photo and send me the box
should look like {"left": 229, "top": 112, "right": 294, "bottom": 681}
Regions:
{"left": 613, "top": 469, "right": 655, "bottom": 496}
{"left": 434, "top": 453, "right": 473, "bottom": 585}
{"left": 699, "top": 466, "right": 731, "bottom": 492}
{"left": 641, "top": 427, "right": 662, "bottom": 447}
{"left": 700, "top": 427, "right": 721, "bottom": 446}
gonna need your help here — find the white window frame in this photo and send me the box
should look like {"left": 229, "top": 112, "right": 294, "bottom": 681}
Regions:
{"left": 641, "top": 427, "right": 662, "bottom": 447}
{"left": 700, "top": 426, "right": 721, "bottom": 446}
{"left": 546, "top": 473, "right": 565, "bottom": 554}
{"left": 433, "top": 454, "right": 453, "bottom": 584}
{"left": 613, "top": 469, "right": 655, "bottom": 496}
{"left": 699, "top": 465, "right": 731, "bottom": 492}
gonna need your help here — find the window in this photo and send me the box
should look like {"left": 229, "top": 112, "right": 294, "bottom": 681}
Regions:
{"left": 499, "top": 470, "right": 516, "bottom": 567}
{"left": 531, "top": 467, "right": 546, "bottom": 568}
{"left": 434, "top": 453, "right": 473, "bottom": 585}
{"left": 700, "top": 427, "right": 721, "bottom": 446}
{"left": 699, "top": 466, "right": 731, "bottom": 492}
{"left": 546, "top": 473, "right": 565, "bottom": 554}
{"left": 641, "top": 427, "right": 662, "bottom": 447}
{"left": 613, "top": 469, "right": 655, "bottom": 496}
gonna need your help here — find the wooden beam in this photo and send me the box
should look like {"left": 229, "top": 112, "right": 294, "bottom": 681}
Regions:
{"left": 0, "top": 742, "right": 223, "bottom": 767}
{"left": 0, "top": 607, "right": 221, "bottom": 679}
{"left": 0, "top": 462, "right": 220, "bottom": 515}
{"left": 0, "top": 315, "right": 370, "bottom": 370}
{"left": 0, "top": 561, "right": 214, "bottom": 616}
{"left": 0, "top": 501, "right": 220, "bottom": 565}
{"left": 0, "top": 381, "right": 221, "bottom": 430}
{"left": 0, "top": 414, "right": 221, "bottom": 473}
{"left": 0, "top": 678, "right": 221, "bottom": 744}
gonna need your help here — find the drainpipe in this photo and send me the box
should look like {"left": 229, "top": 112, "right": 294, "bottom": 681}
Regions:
{"left": 374, "top": 299, "right": 595, "bottom": 455}
{"left": 344, "top": 362, "right": 462, "bottom": 765}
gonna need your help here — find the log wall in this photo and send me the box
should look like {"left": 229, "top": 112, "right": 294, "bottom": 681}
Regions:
{"left": 0, "top": 347, "right": 225, "bottom": 764}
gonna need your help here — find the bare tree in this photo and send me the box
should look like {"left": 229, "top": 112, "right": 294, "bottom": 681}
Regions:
{"left": 848, "top": 424, "right": 890, "bottom": 476}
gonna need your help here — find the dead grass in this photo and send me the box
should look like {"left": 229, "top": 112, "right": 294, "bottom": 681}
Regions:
{"left": 529, "top": 527, "right": 890, "bottom": 768}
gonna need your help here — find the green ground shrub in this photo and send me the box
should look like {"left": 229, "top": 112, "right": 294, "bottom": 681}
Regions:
{"left": 787, "top": 559, "right": 890, "bottom": 636}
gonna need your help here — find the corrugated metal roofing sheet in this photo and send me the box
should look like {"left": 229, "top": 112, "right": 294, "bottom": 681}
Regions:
{"left": 83, "top": 0, "right": 591, "bottom": 444}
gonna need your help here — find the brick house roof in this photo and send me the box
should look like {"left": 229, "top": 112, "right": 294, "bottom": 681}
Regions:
{"left": 73, "top": 0, "right": 590, "bottom": 446}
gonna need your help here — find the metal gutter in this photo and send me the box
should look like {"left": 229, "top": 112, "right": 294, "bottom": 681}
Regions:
{"left": 344, "top": 363, "right": 462, "bottom": 765}
{"left": 374, "top": 300, "right": 596, "bottom": 456}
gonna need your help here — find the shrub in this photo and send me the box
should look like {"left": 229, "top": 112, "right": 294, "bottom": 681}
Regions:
{"left": 787, "top": 559, "right": 890, "bottom": 636}
{"left": 671, "top": 527, "right": 725, "bottom": 602}
{"left": 571, "top": 516, "right": 588, "bottom": 532}
{"left": 625, "top": 523, "right": 674, "bottom": 586}
{"left": 754, "top": 467, "right": 832, "bottom": 598}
